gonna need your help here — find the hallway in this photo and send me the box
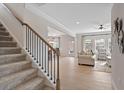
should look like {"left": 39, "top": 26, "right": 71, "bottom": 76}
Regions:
{"left": 59, "top": 57, "right": 112, "bottom": 90}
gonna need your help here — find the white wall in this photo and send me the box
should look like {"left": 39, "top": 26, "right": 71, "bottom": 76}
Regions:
{"left": 60, "top": 35, "right": 75, "bottom": 57}
{"left": 4, "top": 3, "right": 74, "bottom": 41}
{"left": 26, "top": 4, "right": 74, "bottom": 37}
{"left": 111, "top": 4, "right": 124, "bottom": 89}
{"left": 5, "top": 3, "right": 48, "bottom": 39}
{"left": 25, "top": 4, "right": 74, "bottom": 38}
{"left": 0, "top": 4, "right": 24, "bottom": 47}
{"left": 24, "top": 8, "right": 48, "bottom": 38}
{"left": 4, "top": 3, "right": 25, "bottom": 22}
{"left": 75, "top": 34, "right": 83, "bottom": 57}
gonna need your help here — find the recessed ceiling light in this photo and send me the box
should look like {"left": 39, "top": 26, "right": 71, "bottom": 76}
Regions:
{"left": 76, "top": 21, "right": 80, "bottom": 24}
{"left": 72, "top": 41, "right": 74, "bottom": 43}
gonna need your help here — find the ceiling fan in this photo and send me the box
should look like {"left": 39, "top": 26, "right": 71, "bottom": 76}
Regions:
{"left": 93, "top": 23, "right": 111, "bottom": 31}
{"left": 90, "top": 21, "right": 111, "bottom": 31}
{"left": 98, "top": 24, "right": 105, "bottom": 30}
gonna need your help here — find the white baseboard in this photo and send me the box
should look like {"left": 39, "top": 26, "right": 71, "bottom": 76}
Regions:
{"left": 112, "top": 78, "right": 118, "bottom": 90}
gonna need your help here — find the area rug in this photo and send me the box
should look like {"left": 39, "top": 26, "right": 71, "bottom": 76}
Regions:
{"left": 93, "top": 60, "right": 111, "bottom": 73}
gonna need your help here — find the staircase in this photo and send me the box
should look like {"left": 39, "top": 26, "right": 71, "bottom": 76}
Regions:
{"left": 0, "top": 23, "right": 53, "bottom": 90}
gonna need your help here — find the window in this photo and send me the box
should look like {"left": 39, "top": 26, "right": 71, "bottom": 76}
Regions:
{"left": 108, "top": 38, "right": 111, "bottom": 53}
{"left": 95, "top": 39, "right": 105, "bottom": 51}
{"left": 83, "top": 39, "right": 92, "bottom": 52}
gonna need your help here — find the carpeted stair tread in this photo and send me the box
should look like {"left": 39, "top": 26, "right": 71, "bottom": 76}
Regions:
{"left": 0, "top": 68, "right": 37, "bottom": 89}
{"left": 15, "top": 77, "right": 44, "bottom": 90}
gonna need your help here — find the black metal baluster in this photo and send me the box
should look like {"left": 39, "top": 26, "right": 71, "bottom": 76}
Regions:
{"left": 47, "top": 47, "right": 49, "bottom": 76}
{"left": 44, "top": 44, "right": 46, "bottom": 73}
{"left": 39, "top": 40, "right": 41, "bottom": 66}
{"left": 29, "top": 29, "right": 30, "bottom": 53}
{"left": 32, "top": 32, "right": 34, "bottom": 57}
{"left": 34, "top": 34, "right": 36, "bottom": 60}
{"left": 41, "top": 41, "right": 44, "bottom": 69}
{"left": 35, "top": 35, "right": 37, "bottom": 61}
{"left": 30, "top": 30, "right": 32, "bottom": 55}
{"left": 50, "top": 50, "right": 53, "bottom": 80}
{"left": 26, "top": 26, "right": 27, "bottom": 50}
{"left": 53, "top": 52, "right": 56, "bottom": 83}
{"left": 27, "top": 27, "right": 29, "bottom": 52}
{"left": 37, "top": 36, "right": 39, "bottom": 63}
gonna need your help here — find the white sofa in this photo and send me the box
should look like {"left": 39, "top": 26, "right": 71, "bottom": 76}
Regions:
{"left": 78, "top": 55, "right": 95, "bottom": 66}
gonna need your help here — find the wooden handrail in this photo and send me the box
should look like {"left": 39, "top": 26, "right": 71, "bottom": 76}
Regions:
{"left": 22, "top": 23, "right": 57, "bottom": 53}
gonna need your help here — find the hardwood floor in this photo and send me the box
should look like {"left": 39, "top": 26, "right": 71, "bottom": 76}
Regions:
{"left": 59, "top": 57, "right": 112, "bottom": 90}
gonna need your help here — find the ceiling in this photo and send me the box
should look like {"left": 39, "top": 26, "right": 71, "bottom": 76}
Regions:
{"left": 34, "top": 3, "right": 113, "bottom": 35}
{"left": 47, "top": 26, "right": 65, "bottom": 36}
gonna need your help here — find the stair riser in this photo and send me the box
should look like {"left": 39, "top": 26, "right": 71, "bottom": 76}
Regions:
{"left": 35, "top": 83, "right": 45, "bottom": 90}
{"left": 0, "top": 70, "right": 37, "bottom": 89}
{"left": 0, "top": 32, "right": 9, "bottom": 36}
{"left": 0, "top": 48, "right": 21, "bottom": 55}
{"left": 0, "top": 28, "right": 6, "bottom": 31}
{"left": 42, "top": 86, "right": 54, "bottom": 90}
{"left": 16, "top": 79, "right": 44, "bottom": 90}
{"left": 0, "top": 36, "right": 12, "bottom": 41}
{"left": 23, "top": 85, "right": 44, "bottom": 90}
{"left": 0, "top": 55, "right": 26, "bottom": 65}
{"left": 0, "top": 42, "right": 17, "bottom": 47}
{"left": 0, "top": 24, "right": 3, "bottom": 27}
{"left": 0, "top": 29, "right": 6, "bottom": 32}
{"left": 11, "top": 71, "right": 37, "bottom": 90}
{"left": 0, "top": 62, "right": 31, "bottom": 78}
